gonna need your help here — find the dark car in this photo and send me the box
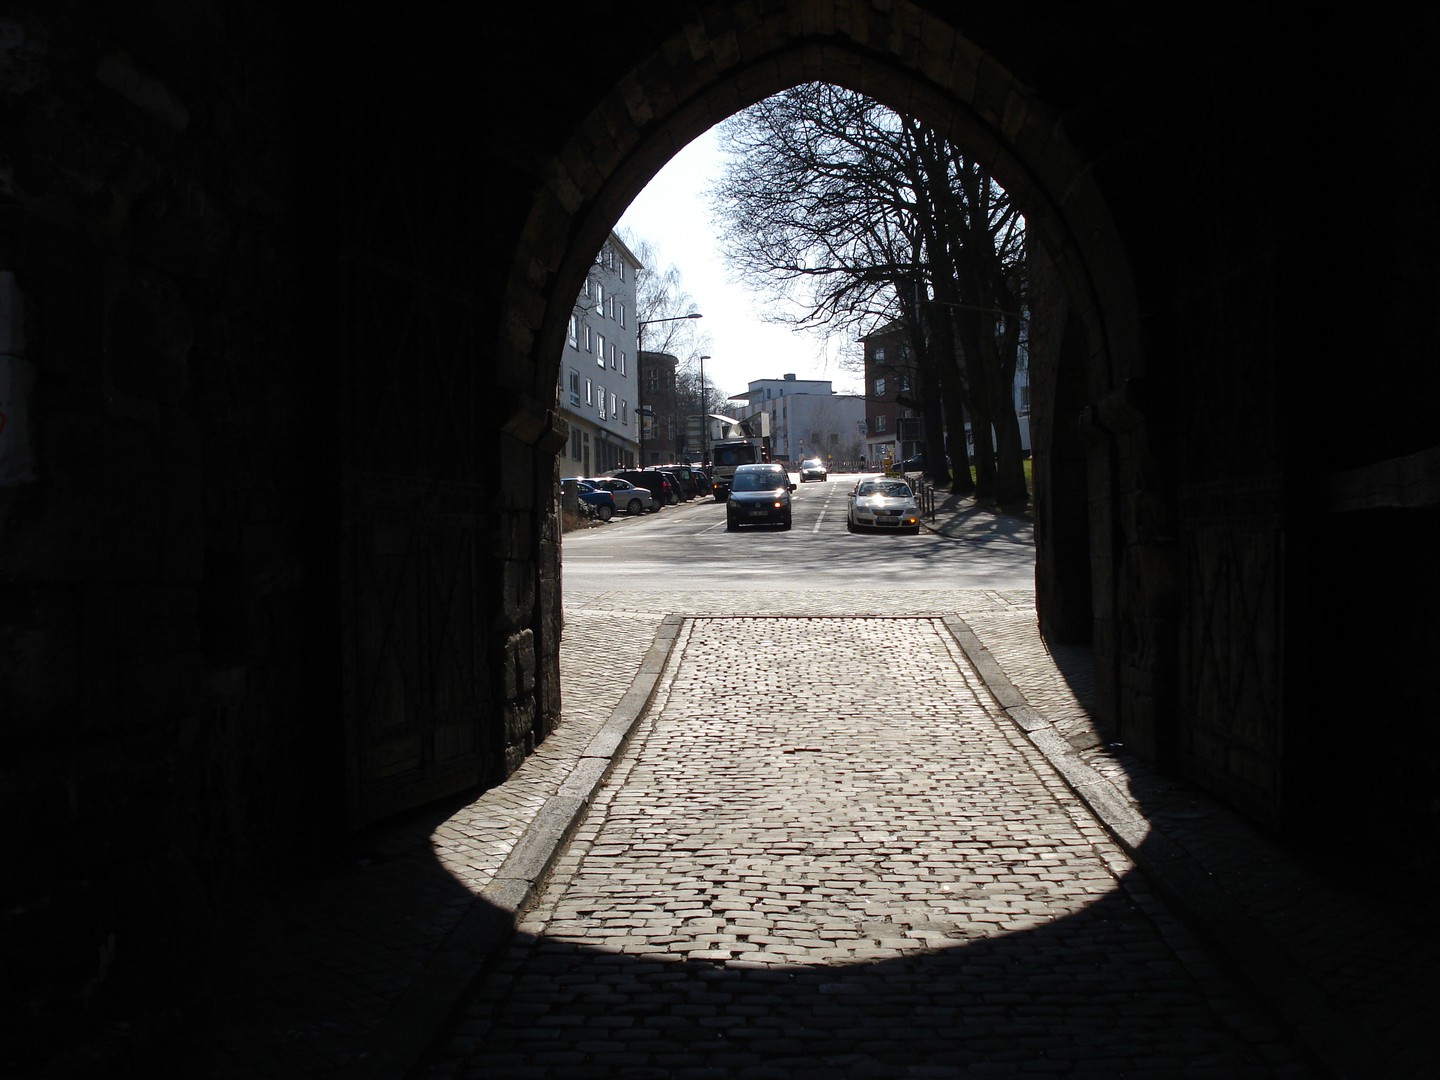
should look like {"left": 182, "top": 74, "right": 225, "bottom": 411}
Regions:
{"left": 561, "top": 477, "right": 616, "bottom": 521}
{"left": 689, "top": 467, "right": 712, "bottom": 498}
{"left": 606, "top": 469, "right": 672, "bottom": 511}
{"left": 657, "top": 464, "right": 701, "bottom": 500}
{"left": 899, "top": 451, "right": 949, "bottom": 473}
{"left": 649, "top": 469, "right": 682, "bottom": 505}
{"left": 725, "top": 462, "right": 795, "bottom": 531}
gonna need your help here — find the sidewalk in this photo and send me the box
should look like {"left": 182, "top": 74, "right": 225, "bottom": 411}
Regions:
{"left": 162, "top": 492, "right": 1434, "bottom": 1079}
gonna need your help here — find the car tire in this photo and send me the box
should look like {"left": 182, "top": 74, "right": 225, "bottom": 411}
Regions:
{"left": 846, "top": 518, "right": 856, "bottom": 533}
{"left": 726, "top": 517, "right": 738, "bottom": 531}
{"left": 627, "top": 498, "right": 643, "bottom": 515}
{"left": 781, "top": 515, "right": 792, "bottom": 531}
{"left": 596, "top": 505, "right": 613, "bottom": 522}
{"left": 908, "top": 525, "right": 921, "bottom": 535}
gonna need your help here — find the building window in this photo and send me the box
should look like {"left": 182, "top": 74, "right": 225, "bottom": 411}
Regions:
{"left": 595, "top": 281, "right": 605, "bottom": 312}
{"left": 596, "top": 333, "right": 606, "bottom": 367}
{"left": 620, "top": 399, "right": 628, "bottom": 425}
{"left": 875, "top": 414, "right": 887, "bottom": 432}
{"left": 570, "top": 427, "right": 582, "bottom": 460}
{"left": 874, "top": 378, "right": 886, "bottom": 397}
{"left": 610, "top": 391, "right": 617, "bottom": 419}
{"left": 874, "top": 346, "right": 886, "bottom": 361}
{"left": 597, "top": 383, "right": 606, "bottom": 419}
{"left": 569, "top": 368, "right": 581, "bottom": 407}
{"left": 584, "top": 324, "right": 593, "bottom": 353}
{"left": 619, "top": 350, "right": 627, "bottom": 376}
{"left": 585, "top": 377, "right": 593, "bottom": 405}
{"left": 616, "top": 302, "right": 626, "bottom": 328}
{"left": 568, "top": 314, "right": 579, "bottom": 349}
{"left": 898, "top": 374, "right": 910, "bottom": 392}
{"left": 609, "top": 341, "right": 616, "bottom": 369}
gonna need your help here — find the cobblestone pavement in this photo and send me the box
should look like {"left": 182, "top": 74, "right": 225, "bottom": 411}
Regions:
{"left": 418, "top": 614, "right": 1313, "bottom": 1079}
{"left": 174, "top": 500, "right": 1436, "bottom": 1078}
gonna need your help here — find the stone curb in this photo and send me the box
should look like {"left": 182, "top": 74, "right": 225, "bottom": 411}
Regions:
{"left": 355, "top": 614, "right": 685, "bottom": 1079}
{"left": 939, "top": 614, "right": 1387, "bottom": 1080}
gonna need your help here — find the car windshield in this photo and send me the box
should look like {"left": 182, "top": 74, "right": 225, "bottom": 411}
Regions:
{"left": 802, "top": 459, "right": 821, "bottom": 468}
{"left": 732, "top": 470, "right": 787, "bottom": 492}
{"left": 715, "top": 445, "right": 762, "bottom": 467}
{"left": 856, "top": 480, "right": 913, "bottom": 498}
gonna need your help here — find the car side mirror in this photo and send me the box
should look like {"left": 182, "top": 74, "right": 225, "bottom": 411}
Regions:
{"left": 789, "top": 483, "right": 797, "bottom": 492}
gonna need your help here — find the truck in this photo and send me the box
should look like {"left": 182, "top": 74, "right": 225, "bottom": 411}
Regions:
{"left": 705, "top": 411, "right": 772, "bottom": 501}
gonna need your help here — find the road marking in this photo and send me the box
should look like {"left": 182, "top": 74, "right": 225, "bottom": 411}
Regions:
{"left": 812, "top": 485, "right": 839, "bottom": 533}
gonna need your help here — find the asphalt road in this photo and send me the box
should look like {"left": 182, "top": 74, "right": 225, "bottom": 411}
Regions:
{"left": 561, "top": 472, "right": 1036, "bottom": 593}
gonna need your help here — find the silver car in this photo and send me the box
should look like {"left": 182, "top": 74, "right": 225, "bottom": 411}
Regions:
{"left": 847, "top": 477, "right": 921, "bottom": 534}
{"left": 587, "top": 477, "right": 654, "bottom": 515}
{"left": 798, "top": 457, "right": 828, "bottom": 482}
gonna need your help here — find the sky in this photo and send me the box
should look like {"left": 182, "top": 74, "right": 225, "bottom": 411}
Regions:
{"left": 616, "top": 125, "right": 864, "bottom": 402}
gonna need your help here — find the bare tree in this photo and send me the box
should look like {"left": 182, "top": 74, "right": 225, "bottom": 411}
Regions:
{"left": 712, "top": 83, "right": 1029, "bottom": 503}
{"left": 619, "top": 232, "right": 715, "bottom": 460}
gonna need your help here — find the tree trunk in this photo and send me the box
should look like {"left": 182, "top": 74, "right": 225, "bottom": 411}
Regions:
{"left": 970, "top": 404, "right": 997, "bottom": 498}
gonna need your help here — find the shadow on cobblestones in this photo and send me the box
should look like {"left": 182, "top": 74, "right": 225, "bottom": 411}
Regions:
{"left": 423, "top": 879, "right": 1322, "bottom": 1078}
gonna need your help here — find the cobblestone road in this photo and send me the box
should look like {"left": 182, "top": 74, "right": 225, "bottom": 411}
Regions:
{"left": 424, "top": 615, "right": 1313, "bottom": 1078}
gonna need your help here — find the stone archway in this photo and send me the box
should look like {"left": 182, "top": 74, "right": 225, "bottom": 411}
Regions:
{"left": 499, "top": 5, "right": 1142, "bottom": 736}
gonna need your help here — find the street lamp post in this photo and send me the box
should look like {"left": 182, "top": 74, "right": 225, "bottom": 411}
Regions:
{"left": 637, "top": 312, "right": 702, "bottom": 467}
{"left": 698, "top": 354, "right": 712, "bottom": 467}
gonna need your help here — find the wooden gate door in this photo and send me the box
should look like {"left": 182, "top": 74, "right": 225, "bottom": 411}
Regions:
{"left": 335, "top": 33, "right": 497, "bottom": 827}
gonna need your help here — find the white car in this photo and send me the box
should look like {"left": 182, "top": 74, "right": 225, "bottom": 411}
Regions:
{"left": 847, "top": 477, "right": 921, "bottom": 534}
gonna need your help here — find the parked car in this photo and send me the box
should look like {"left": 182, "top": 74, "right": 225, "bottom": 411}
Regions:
{"left": 588, "top": 476, "right": 655, "bottom": 514}
{"left": 899, "top": 451, "right": 949, "bottom": 473}
{"left": 847, "top": 476, "right": 921, "bottom": 534}
{"left": 725, "top": 462, "right": 795, "bottom": 531}
{"left": 798, "top": 457, "right": 828, "bottom": 482}
{"left": 649, "top": 468, "right": 682, "bottom": 505}
{"left": 690, "top": 467, "right": 712, "bottom": 497}
{"left": 606, "top": 468, "right": 671, "bottom": 510}
{"left": 657, "top": 464, "right": 701, "bottom": 500}
{"left": 561, "top": 477, "right": 616, "bottom": 521}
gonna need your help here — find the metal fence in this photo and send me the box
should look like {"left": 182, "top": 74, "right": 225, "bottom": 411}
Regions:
{"left": 914, "top": 480, "right": 936, "bottom": 521}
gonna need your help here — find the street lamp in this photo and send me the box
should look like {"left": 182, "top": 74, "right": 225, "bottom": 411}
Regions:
{"left": 637, "top": 312, "right": 702, "bottom": 467}
{"left": 698, "top": 355, "right": 712, "bottom": 467}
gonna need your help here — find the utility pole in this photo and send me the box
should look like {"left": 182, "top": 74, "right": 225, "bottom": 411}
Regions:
{"left": 698, "top": 354, "right": 711, "bottom": 467}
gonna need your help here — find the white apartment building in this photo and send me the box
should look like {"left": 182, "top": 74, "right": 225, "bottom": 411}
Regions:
{"left": 732, "top": 373, "right": 867, "bottom": 466}
{"left": 555, "top": 233, "right": 643, "bottom": 477}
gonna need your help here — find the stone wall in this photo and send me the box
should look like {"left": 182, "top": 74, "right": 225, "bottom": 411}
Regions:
{"left": 3, "top": 0, "right": 1438, "bottom": 1069}
{"left": 0, "top": 3, "right": 333, "bottom": 1060}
